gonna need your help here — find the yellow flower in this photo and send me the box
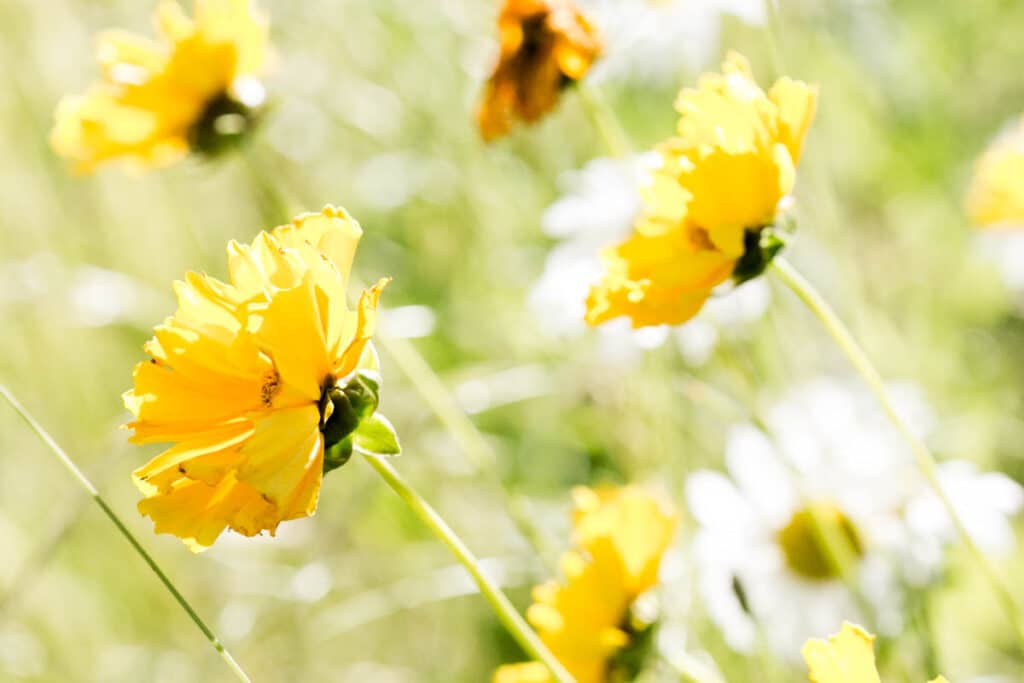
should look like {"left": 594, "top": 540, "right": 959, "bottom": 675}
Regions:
{"left": 493, "top": 486, "right": 676, "bottom": 683}
{"left": 802, "top": 623, "right": 949, "bottom": 683}
{"left": 125, "top": 206, "right": 391, "bottom": 551}
{"left": 966, "top": 116, "right": 1024, "bottom": 228}
{"left": 586, "top": 52, "right": 817, "bottom": 328}
{"left": 51, "top": 0, "right": 268, "bottom": 172}
{"left": 477, "top": 0, "right": 601, "bottom": 141}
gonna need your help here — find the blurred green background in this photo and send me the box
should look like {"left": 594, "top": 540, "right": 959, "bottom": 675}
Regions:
{"left": 2, "top": 0, "right": 1024, "bottom": 681}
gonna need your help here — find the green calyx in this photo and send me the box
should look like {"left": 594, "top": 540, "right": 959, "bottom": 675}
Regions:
{"left": 607, "top": 597, "right": 660, "bottom": 682}
{"left": 732, "top": 222, "right": 790, "bottom": 286}
{"left": 189, "top": 86, "right": 266, "bottom": 158}
{"left": 320, "top": 371, "right": 401, "bottom": 475}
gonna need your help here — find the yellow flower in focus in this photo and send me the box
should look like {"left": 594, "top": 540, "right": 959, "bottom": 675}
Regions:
{"left": 586, "top": 52, "right": 817, "bottom": 328}
{"left": 493, "top": 486, "right": 676, "bottom": 683}
{"left": 967, "top": 116, "right": 1024, "bottom": 228}
{"left": 125, "top": 206, "right": 392, "bottom": 551}
{"left": 477, "top": 0, "right": 601, "bottom": 141}
{"left": 802, "top": 622, "right": 949, "bottom": 683}
{"left": 51, "top": 0, "right": 268, "bottom": 172}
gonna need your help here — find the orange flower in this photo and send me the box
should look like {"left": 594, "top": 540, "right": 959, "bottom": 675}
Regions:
{"left": 477, "top": 0, "right": 601, "bottom": 141}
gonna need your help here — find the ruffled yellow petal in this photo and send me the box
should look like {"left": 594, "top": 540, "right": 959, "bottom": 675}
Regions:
{"left": 802, "top": 623, "right": 882, "bottom": 683}
{"left": 138, "top": 472, "right": 280, "bottom": 551}
{"left": 571, "top": 486, "right": 677, "bottom": 596}
{"left": 585, "top": 224, "right": 735, "bottom": 328}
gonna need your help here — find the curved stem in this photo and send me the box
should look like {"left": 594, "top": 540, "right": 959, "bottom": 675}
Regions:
{"left": 0, "top": 386, "right": 253, "bottom": 683}
{"left": 769, "top": 257, "right": 1024, "bottom": 646}
{"left": 376, "top": 334, "right": 559, "bottom": 568}
{"left": 362, "top": 453, "right": 574, "bottom": 683}
{"left": 576, "top": 82, "right": 631, "bottom": 158}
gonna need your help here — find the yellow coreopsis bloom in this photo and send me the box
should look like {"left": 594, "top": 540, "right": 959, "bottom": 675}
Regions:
{"left": 966, "top": 116, "right": 1024, "bottom": 228}
{"left": 125, "top": 206, "right": 393, "bottom": 551}
{"left": 51, "top": 0, "right": 268, "bottom": 172}
{"left": 586, "top": 52, "right": 817, "bottom": 328}
{"left": 802, "top": 623, "right": 949, "bottom": 683}
{"left": 477, "top": 0, "right": 601, "bottom": 141}
{"left": 493, "top": 486, "right": 676, "bottom": 683}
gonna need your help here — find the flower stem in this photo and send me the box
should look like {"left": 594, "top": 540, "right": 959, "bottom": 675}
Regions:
{"left": 576, "top": 82, "right": 631, "bottom": 158}
{"left": 362, "top": 453, "right": 574, "bottom": 683}
{"left": 769, "top": 256, "right": 1024, "bottom": 646}
{"left": 376, "top": 334, "right": 559, "bottom": 567}
{"left": 0, "top": 385, "right": 253, "bottom": 683}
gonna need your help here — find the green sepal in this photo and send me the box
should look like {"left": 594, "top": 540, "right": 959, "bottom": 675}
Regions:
{"left": 189, "top": 91, "right": 266, "bottom": 159}
{"left": 323, "top": 436, "right": 353, "bottom": 474}
{"left": 732, "top": 225, "right": 789, "bottom": 285}
{"left": 352, "top": 413, "right": 401, "bottom": 456}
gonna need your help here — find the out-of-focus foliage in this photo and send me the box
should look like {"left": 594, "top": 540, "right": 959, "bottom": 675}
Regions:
{"left": 2, "top": 1, "right": 1024, "bottom": 681}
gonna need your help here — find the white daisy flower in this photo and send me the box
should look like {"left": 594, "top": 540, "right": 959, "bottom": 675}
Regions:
{"left": 528, "top": 154, "right": 769, "bottom": 364}
{"left": 582, "top": 0, "right": 767, "bottom": 85}
{"left": 686, "top": 377, "right": 1022, "bottom": 659}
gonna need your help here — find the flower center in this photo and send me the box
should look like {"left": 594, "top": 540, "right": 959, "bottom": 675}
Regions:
{"left": 776, "top": 502, "right": 864, "bottom": 581}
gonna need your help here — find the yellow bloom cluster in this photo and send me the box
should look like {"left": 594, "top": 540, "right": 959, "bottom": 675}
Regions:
{"left": 493, "top": 486, "right": 676, "bottom": 683}
{"left": 966, "top": 116, "right": 1024, "bottom": 228}
{"left": 477, "top": 0, "right": 601, "bottom": 141}
{"left": 586, "top": 52, "right": 817, "bottom": 328}
{"left": 51, "top": 0, "right": 267, "bottom": 172}
{"left": 125, "top": 206, "right": 388, "bottom": 551}
{"left": 803, "top": 623, "right": 949, "bottom": 683}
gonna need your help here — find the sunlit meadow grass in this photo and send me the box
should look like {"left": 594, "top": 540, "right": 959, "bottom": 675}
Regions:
{"left": 3, "top": 1, "right": 1024, "bottom": 681}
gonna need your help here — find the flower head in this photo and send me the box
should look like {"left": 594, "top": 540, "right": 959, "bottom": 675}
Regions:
{"left": 586, "top": 52, "right": 816, "bottom": 328}
{"left": 966, "top": 116, "right": 1024, "bottom": 228}
{"left": 493, "top": 486, "right": 676, "bottom": 683}
{"left": 477, "top": 0, "right": 601, "bottom": 141}
{"left": 125, "top": 206, "right": 392, "bottom": 551}
{"left": 802, "top": 622, "right": 949, "bottom": 683}
{"left": 51, "top": 0, "right": 268, "bottom": 172}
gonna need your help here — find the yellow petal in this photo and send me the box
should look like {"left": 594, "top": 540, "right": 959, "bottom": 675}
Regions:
{"left": 493, "top": 662, "right": 552, "bottom": 683}
{"left": 235, "top": 405, "right": 323, "bottom": 509}
{"left": 138, "top": 472, "right": 279, "bottom": 551}
{"left": 802, "top": 622, "right": 882, "bottom": 683}
{"left": 967, "top": 117, "right": 1024, "bottom": 228}
{"left": 769, "top": 77, "right": 819, "bottom": 164}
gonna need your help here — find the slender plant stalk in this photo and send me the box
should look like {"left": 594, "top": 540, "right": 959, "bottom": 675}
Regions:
{"left": 361, "top": 453, "right": 574, "bottom": 683}
{"left": 576, "top": 82, "right": 632, "bottom": 158}
{"left": 770, "top": 256, "right": 1024, "bottom": 645}
{"left": 375, "top": 334, "right": 558, "bottom": 564}
{"left": 0, "top": 386, "right": 253, "bottom": 683}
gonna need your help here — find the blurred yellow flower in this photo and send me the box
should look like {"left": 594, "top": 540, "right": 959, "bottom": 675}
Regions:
{"left": 586, "top": 52, "right": 817, "bottom": 328}
{"left": 966, "top": 116, "right": 1024, "bottom": 228}
{"left": 493, "top": 486, "right": 676, "bottom": 683}
{"left": 477, "top": 0, "right": 601, "bottom": 141}
{"left": 125, "top": 206, "right": 391, "bottom": 551}
{"left": 802, "top": 622, "right": 948, "bottom": 683}
{"left": 51, "top": 0, "right": 268, "bottom": 172}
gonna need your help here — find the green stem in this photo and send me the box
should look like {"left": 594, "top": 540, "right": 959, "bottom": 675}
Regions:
{"left": 376, "top": 334, "right": 559, "bottom": 568}
{"left": 576, "top": 83, "right": 631, "bottom": 158}
{"left": 0, "top": 386, "right": 252, "bottom": 683}
{"left": 770, "top": 256, "right": 1024, "bottom": 647}
{"left": 361, "top": 453, "right": 574, "bottom": 683}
